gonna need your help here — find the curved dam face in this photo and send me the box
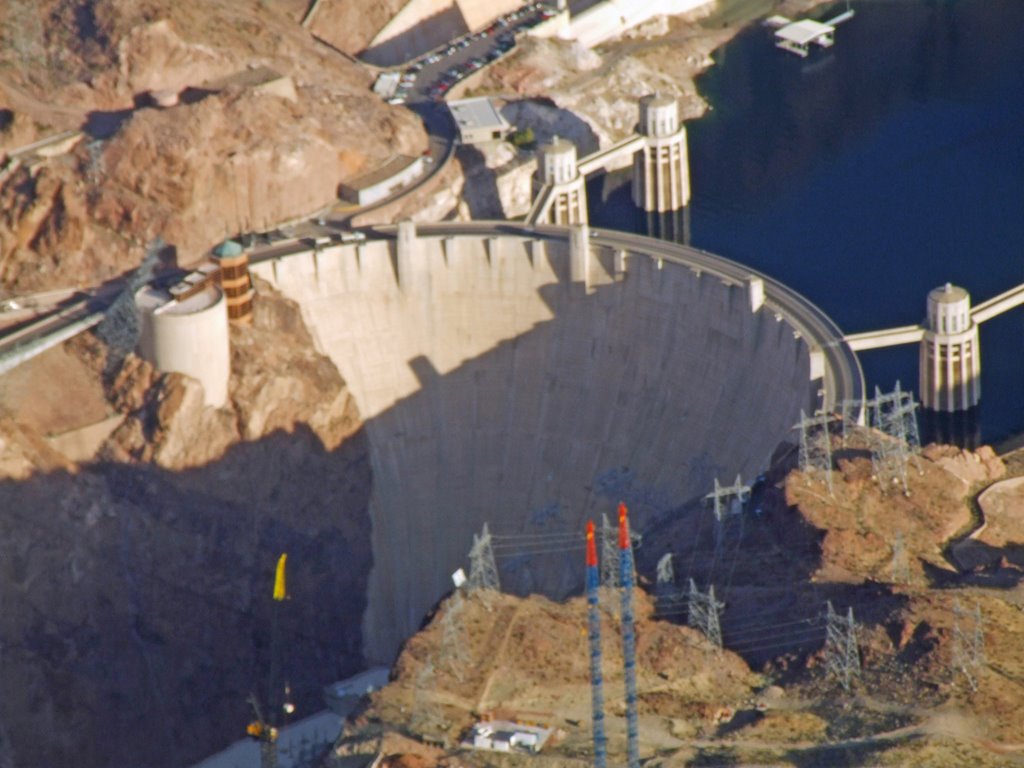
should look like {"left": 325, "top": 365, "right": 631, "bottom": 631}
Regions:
{"left": 251, "top": 223, "right": 852, "bottom": 662}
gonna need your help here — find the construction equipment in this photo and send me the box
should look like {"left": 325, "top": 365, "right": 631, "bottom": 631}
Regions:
{"left": 246, "top": 693, "right": 279, "bottom": 768}
{"left": 247, "top": 553, "right": 291, "bottom": 768}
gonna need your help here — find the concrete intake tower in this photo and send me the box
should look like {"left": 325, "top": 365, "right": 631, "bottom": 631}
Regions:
{"left": 632, "top": 93, "right": 690, "bottom": 213}
{"left": 250, "top": 222, "right": 860, "bottom": 662}
{"left": 534, "top": 136, "right": 588, "bottom": 225}
{"left": 920, "top": 282, "right": 980, "bottom": 412}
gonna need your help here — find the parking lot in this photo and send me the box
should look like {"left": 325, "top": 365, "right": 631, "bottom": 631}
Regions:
{"left": 385, "top": 2, "right": 558, "bottom": 105}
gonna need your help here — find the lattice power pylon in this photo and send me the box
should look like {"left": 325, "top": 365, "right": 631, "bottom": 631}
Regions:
{"left": 410, "top": 658, "right": 438, "bottom": 731}
{"left": 438, "top": 590, "right": 470, "bottom": 682}
{"left": 655, "top": 552, "right": 688, "bottom": 618}
{"left": 868, "top": 382, "right": 924, "bottom": 495}
{"left": 468, "top": 523, "right": 500, "bottom": 594}
{"left": 824, "top": 601, "right": 861, "bottom": 692}
{"left": 705, "top": 475, "right": 750, "bottom": 557}
{"left": 839, "top": 398, "right": 866, "bottom": 446}
{"left": 656, "top": 552, "right": 675, "bottom": 591}
{"left": 951, "top": 599, "right": 985, "bottom": 691}
{"left": 794, "top": 410, "right": 835, "bottom": 494}
{"left": 687, "top": 579, "right": 723, "bottom": 650}
{"left": 705, "top": 475, "right": 751, "bottom": 523}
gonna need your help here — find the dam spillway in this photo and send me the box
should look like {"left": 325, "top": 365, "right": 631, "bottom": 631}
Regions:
{"left": 250, "top": 222, "right": 861, "bottom": 662}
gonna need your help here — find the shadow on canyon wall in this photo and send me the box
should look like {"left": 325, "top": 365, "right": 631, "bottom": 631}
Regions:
{"left": 0, "top": 422, "right": 370, "bottom": 768}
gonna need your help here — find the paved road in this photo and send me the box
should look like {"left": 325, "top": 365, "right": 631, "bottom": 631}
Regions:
{"left": 0, "top": 293, "right": 112, "bottom": 375}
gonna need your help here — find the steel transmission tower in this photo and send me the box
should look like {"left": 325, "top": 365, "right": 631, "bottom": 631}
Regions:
{"left": 468, "top": 523, "right": 500, "bottom": 593}
{"left": 439, "top": 590, "right": 470, "bottom": 681}
{"left": 839, "top": 398, "right": 865, "bottom": 445}
{"left": 868, "top": 383, "right": 923, "bottom": 495}
{"left": 705, "top": 475, "right": 750, "bottom": 557}
{"left": 656, "top": 553, "right": 675, "bottom": 592}
{"left": 824, "top": 602, "right": 861, "bottom": 692}
{"left": 951, "top": 599, "right": 985, "bottom": 691}
{"left": 410, "top": 659, "right": 437, "bottom": 731}
{"left": 705, "top": 475, "right": 751, "bottom": 522}
{"left": 794, "top": 410, "right": 835, "bottom": 494}
{"left": 686, "top": 579, "right": 723, "bottom": 650}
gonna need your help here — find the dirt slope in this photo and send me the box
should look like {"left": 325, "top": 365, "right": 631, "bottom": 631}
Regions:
{"left": 0, "top": 0, "right": 425, "bottom": 293}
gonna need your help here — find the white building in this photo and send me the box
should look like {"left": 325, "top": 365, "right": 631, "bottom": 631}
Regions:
{"left": 448, "top": 97, "right": 511, "bottom": 144}
{"left": 340, "top": 155, "right": 428, "bottom": 206}
{"left": 465, "top": 720, "right": 551, "bottom": 754}
{"left": 135, "top": 282, "right": 230, "bottom": 408}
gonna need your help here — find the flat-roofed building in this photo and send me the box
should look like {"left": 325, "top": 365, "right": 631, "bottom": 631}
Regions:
{"left": 339, "top": 155, "right": 427, "bottom": 206}
{"left": 774, "top": 19, "right": 835, "bottom": 57}
{"left": 447, "top": 97, "right": 511, "bottom": 144}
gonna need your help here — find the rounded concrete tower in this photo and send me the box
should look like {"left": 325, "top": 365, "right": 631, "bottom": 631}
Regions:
{"left": 534, "top": 135, "right": 587, "bottom": 225}
{"left": 135, "top": 283, "right": 231, "bottom": 408}
{"left": 919, "top": 282, "right": 980, "bottom": 412}
{"left": 633, "top": 93, "right": 690, "bottom": 213}
{"left": 638, "top": 93, "right": 679, "bottom": 139}
{"left": 538, "top": 136, "right": 579, "bottom": 185}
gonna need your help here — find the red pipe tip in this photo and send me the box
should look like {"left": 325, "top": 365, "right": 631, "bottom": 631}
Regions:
{"left": 586, "top": 520, "right": 598, "bottom": 567}
{"left": 618, "top": 502, "right": 630, "bottom": 550}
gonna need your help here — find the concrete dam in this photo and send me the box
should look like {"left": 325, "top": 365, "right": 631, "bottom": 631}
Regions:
{"left": 250, "top": 222, "right": 861, "bottom": 662}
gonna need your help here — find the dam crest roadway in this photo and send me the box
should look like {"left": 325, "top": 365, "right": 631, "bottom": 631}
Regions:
{"left": 248, "top": 220, "right": 864, "bottom": 661}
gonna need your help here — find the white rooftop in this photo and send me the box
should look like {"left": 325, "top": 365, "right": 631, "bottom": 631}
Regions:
{"left": 447, "top": 97, "right": 510, "bottom": 132}
{"left": 775, "top": 19, "right": 834, "bottom": 46}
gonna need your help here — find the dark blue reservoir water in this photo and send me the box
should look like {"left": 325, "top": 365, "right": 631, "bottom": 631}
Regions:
{"left": 591, "top": 0, "right": 1024, "bottom": 444}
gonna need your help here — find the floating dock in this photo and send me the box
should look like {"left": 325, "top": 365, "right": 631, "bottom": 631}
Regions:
{"left": 765, "top": 7, "right": 855, "bottom": 58}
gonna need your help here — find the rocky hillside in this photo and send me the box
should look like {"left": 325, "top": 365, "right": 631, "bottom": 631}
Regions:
{"left": 332, "top": 430, "right": 1024, "bottom": 767}
{"left": 0, "top": 282, "right": 372, "bottom": 768}
{"left": 0, "top": 0, "right": 425, "bottom": 293}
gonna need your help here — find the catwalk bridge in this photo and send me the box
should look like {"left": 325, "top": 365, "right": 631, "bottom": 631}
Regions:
{"left": 844, "top": 281, "right": 1024, "bottom": 352}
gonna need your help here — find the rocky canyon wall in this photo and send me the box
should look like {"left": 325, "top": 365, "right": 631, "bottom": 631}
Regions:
{"left": 0, "top": 285, "right": 372, "bottom": 768}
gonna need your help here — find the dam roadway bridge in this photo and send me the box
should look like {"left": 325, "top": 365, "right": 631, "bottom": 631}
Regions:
{"left": 250, "top": 220, "right": 863, "bottom": 663}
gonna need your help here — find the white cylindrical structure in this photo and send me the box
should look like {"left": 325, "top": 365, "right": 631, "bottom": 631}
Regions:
{"left": 538, "top": 136, "right": 578, "bottom": 185}
{"left": 638, "top": 93, "right": 679, "bottom": 138}
{"left": 135, "top": 284, "right": 231, "bottom": 408}
{"left": 633, "top": 94, "right": 690, "bottom": 213}
{"left": 919, "top": 282, "right": 980, "bottom": 412}
{"left": 534, "top": 136, "right": 588, "bottom": 225}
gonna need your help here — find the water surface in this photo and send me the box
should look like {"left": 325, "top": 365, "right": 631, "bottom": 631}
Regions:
{"left": 592, "top": 0, "right": 1024, "bottom": 442}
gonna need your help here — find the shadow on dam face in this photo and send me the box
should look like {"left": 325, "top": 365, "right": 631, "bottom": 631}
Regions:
{"left": 252, "top": 230, "right": 817, "bottom": 663}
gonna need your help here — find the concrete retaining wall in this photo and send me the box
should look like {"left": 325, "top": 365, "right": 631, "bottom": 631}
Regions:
{"left": 562, "top": 0, "right": 712, "bottom": 47}
{"left": 252, "top": 230, "right": 812, "bottom": 662}
{"left": 364, "top": 0, "right": 524, "bottom": 65}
